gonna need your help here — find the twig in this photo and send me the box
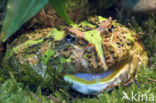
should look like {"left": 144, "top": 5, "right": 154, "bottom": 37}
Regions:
{"left": 148, "top": 78, "right": 156, "bottom": 83}
{"left": 142, "top": 81, "right": 152, "bottom": 86}
{"left": 128, "top": 23, "right": 135, "bottom": 32}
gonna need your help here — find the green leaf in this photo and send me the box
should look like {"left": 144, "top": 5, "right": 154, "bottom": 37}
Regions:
{"left": 0, "top": 0, "right": 48, "bottom": 42}
{"left": 49, "top": 0, "right": 74, "bottom": 24}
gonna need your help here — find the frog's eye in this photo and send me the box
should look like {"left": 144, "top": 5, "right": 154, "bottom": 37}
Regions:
{"left": 66, "top": 34, "right": 76, "bottom": 43}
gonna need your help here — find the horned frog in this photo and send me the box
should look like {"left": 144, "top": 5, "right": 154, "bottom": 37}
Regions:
{"left": 2, "top": 16, "right": 148, "bottom": 95}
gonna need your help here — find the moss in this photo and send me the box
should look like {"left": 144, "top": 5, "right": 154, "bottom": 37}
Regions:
{"left": 0, "top": 77, "right": 55, "bottom": 103}
{"left": 129, "top": 15, "right": 156, "bottom": 66}
{"left": 66, "top": 0, "right": 88, "bottom": 11}
{"left": 59, "top": 57, "right": 67, "bottom": 64}
{"left": 0, "top": 64, "right": 155, "bottom": 103}
{"left": 4, "top": 48, "right": 15, "bottom": 60}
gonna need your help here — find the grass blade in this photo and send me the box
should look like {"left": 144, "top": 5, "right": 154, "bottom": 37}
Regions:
{"left": 0, "top": 0, "right": 48, "bottom": 42}
{"left": 49, "top": 0, "right": 74, "bottom": 24}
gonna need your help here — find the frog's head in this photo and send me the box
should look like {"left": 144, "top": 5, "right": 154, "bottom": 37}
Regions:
{"left": 60, "top": 16, "right": 148, "bottom": 95}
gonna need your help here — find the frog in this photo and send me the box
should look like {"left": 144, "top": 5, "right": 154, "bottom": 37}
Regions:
{"left": 2, "top": 16, "right": 148, "bottom": 95}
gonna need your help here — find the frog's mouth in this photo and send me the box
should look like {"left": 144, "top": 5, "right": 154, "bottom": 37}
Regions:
{"left": 64, "top": 61, "right": 130, "bottom": 95}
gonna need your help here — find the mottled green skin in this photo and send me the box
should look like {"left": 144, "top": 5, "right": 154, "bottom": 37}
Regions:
{"left": 2, "top": 16, "right": 148, "bottom": 90}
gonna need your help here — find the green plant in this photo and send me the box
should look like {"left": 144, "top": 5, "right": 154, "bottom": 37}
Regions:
{"left": 0, "top": 76, "right": 55, "bottom": 103}
{"left": 0, "top": 0, "right": 73, "bottom": 42}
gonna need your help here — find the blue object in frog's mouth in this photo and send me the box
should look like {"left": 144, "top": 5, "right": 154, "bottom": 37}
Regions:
{"left": 64, "top": 62, "right": 129, "bottom": 95}
{"left": 74, "top": 71, "right": 112, "bottom": 81}
{"left": 64, "top": 72, "right": 113, "bottom": 95}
